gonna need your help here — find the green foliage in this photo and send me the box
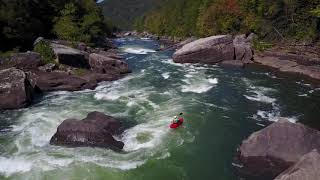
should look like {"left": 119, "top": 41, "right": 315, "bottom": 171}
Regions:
{"left": 34, "top": 40, "right": 56, "bottom": 64}
{"left": 0, "top": 0, "right": 112, "bottom": 52}
{"left": 99, "top": 0, "right": 162, "bottom": 30}
{"left": 252, "top": 39, "right": 274, "bottom": 52}
{"left": 135, "top": 0, "right": 320, "bottom": 43}
{"left": 73, "top": 68, "right": 87, "bottom": 76}
{"left": 53, "top": 1, "right": 109, "bottom": 43}
{"left": 0, "top": 51, "right": 15, "bottom": 58}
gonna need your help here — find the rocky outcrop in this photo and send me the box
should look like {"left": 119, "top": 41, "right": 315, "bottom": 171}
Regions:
{"left": 173, "top": 35, "right": 254, "bottom": 65}
{"left": 233, "top": 35, "right": 253, "bottom": 63}
{"left": 237, "top": 119, "right": 320, "bottom": 179}
{"left": 0, "top": 52, "right": 42, "bottom": 70}
{"left": 50, "top": 111, "right": 124, "bottom": 151}
{"left": 274, "top": 150, "right": 320, "bottom": 180}
{"left": 220, "top": 60, "right": 244, "bottom": 68}
{"left": 51, "top": 43, "right": 89, "bottom": 68}
{"left": 0, "top": 68, "right": 34, "bottom": 110}
{"left": 38, "top": 63, "right": 57, "bottom": 72}
{"left": 173, "top": 35, "right": 234, "bottom": 64}
{"left": 89, "top": 53, "right": 130, "bottom": 74}
{"left": 27, "top": 70, "right": 96, "bottom": 92}
{"left": 254, "top": 52, "right": 320, "bottom": 81}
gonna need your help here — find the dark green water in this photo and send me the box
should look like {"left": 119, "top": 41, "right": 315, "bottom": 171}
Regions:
{"left": 0, "top": 38, "right": 319, "bottom": 180}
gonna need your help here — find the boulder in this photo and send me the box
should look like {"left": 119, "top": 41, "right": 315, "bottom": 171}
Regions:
{"left": 27, "top": 70, "right": 96, "bottom": 92}
{"left": 33, "top": 37, "right": 44, "bottom": 46}
{"left": 89, "top": 53, "right": 130, "bottom": 74}
{"left": 98, "top": 50, "right": 123, "bottom": 60}
{"left": 50, "top": 111, "right": 124, "bottom": 150}
{"left": 51, "top": 43, "right": 89, "bottom": 68}
{"left": 173, "top": 35, "right": 234, "bottom": 64}
{"left": 124, "top": 32, "right": 132, "bottom": 36}
{"left": 274, "top": 150, "right": 320, "bottom": 180}
{"left": 0, "top": 68, "right": 34, "bottom": 110}
{"left": 233, "top": 35, "right": 253, "bottom": 63}
{"left": 238, "top": 119, "right": 320, "bottom": 179}
{"left": 1, "top": 52, "right": 42, "bottom": 70}
{"left": 38, "top": 63, "right": 57, "bottom": 72}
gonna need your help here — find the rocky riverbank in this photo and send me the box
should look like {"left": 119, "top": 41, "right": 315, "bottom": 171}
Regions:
{"left": 0, "top": 38, "right": 131, "bottom": 110}
{"left": 236, "top": 119, "right": 320, "bottom": 180}
{"left": 120, "top": 31, "right": 320, "bottom": 84}
{"left": 171, "top": 35, "right": 320, "bottom": 83}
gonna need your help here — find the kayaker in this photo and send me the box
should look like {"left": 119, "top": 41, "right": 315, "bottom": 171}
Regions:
{"left": 172, "top": 116, "right": 180, "bottom": 124}
{"left": 172, "top": 113, "right": 184, "bottom": 124}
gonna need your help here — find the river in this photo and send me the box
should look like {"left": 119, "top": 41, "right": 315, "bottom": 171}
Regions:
{"left": 0, "top": 38, "right": 320, "bottom": 180}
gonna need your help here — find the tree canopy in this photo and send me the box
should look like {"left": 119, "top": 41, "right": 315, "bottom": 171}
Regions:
{"left": 135, "top": 0, "right": 320, "bottom": 43}
{"left": 0, "top": 0, "right": 112, "bottom": 51}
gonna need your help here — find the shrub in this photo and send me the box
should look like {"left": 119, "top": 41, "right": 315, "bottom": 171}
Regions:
{"left": 34, "top": 40, "right": 56, "bottom": 64}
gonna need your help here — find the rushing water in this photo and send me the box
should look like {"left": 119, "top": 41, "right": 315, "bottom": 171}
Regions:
{"left": 0, "top": 38, "right": 320, "bottom": 180}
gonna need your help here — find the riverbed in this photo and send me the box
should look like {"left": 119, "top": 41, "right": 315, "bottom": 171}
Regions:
{"left": 0, "top": 37, "right": 319, "bottom": 180}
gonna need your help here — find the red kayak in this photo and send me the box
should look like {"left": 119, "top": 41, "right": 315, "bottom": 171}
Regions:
{"left": 170, "top": 118, "right": 184, "bottom": 129}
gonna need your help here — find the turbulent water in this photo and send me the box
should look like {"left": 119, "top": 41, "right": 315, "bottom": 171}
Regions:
{"left": 1, "top": 38, "right": 320, "bottom": 180}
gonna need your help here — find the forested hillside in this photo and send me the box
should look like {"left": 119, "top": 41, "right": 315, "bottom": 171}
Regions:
{"left": 135, "top": 0, "right": 320, "bottom": 43}
{"left": 0, "top": 0, "right": 111, "bottom": 52}
{"left": 99, "top": 0, "right": 162, "bottom": 30}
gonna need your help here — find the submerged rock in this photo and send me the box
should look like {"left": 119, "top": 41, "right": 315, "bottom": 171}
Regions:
{"left": 50, "top": 111, "right": 124, "bottom": 150}
{"left": 275, "top": 150, "right": 320, "bottom": 180}
{"left": 238, "top": 119, "right": 320, "bottom": 179}
{"left": 0, "top": 68, "right": 34, "bottom": 110}
{"left": 173, "top": 35, "right": 234, "bottom": 64}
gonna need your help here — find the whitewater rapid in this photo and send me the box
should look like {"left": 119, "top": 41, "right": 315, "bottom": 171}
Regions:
{"left": 0, "top": 37, "right": 317, "bottom": 179}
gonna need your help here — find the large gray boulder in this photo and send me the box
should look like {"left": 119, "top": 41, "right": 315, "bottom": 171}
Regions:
{"left": 27, "top": 70, "right": 95, "bottom": 92}
{"left": 1, "top": 52, "right": 42, "bottom": 70}
{"left": 173, "top": 35, "right": 234, "bottom": 64}
{"left": 89, "top": 53, "right": 130, "bottom": 74}
{"left": 238, "top": 119, "right": 320, "bottom": 179}
{"left": 50, "top": 111, "right": 124, "bottom": 151}
{"left": 0, "top": 68, "right": 34, "bottom": 110}
{"left": 233, "top": 35, "right": 253, "bottom": 63}
{"left": 275, "top": 150, "right": 320, "bottom": 180}
{"left": 51, "top": 43, "right": 89, "bottom": 68}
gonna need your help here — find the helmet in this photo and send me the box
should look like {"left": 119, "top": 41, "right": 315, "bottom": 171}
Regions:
{"left": 174, "top": 116, "right": 177, "bottom": 119}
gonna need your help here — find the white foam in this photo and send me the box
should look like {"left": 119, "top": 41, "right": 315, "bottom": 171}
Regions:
{"left": 140, "top": 38, "right": 151, "bottom": 41}
{"left": 122, "top": 123, "right": 168, "bottom": 151}
{"left": 181, "top": 83, "right": 214, "bottom": 93}
{"left": 122, "top": 47, "right": 156, "bottom": 54}
{"left": 243, "top": 78, "right": 276, "bottom": 104}
{"left": 181, "top": 75, "right": 218, "bottom": 93}
{"left": 244, "top": 93, "right": 276, "bottom": 104}
{"left": 161, "top": 72, "right": 170, "bottom": 79}
{"left": 161, "top": 59, "right": 184, "bottom": 67}
{"left": 0, "top": 157, "right": 33, "bottom": 177}
{"left": 253, "top": 110, "right": 297, "bottom": 123}
{"left": 208, "top": 78, "right": 218, "bottom": 84}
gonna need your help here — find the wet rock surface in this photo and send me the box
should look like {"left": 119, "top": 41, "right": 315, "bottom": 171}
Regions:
{"left": 50, "top": 111, "right": 124, "bottom": 151}
{"left": 0, "top": 68, "right": 34, "bottom": 110}
{"left": 274, "top": 150, "right": 320, "bottom": 180}
{"left": 237, "top": 119, "right": 320, "bottom": 179}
